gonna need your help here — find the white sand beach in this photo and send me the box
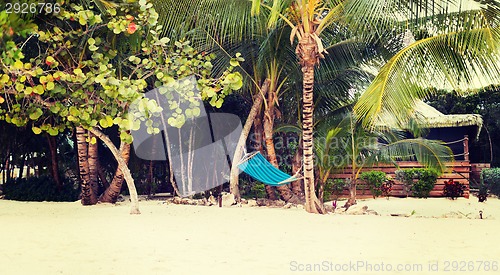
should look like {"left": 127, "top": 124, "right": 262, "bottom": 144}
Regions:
{"left": 1, "top": 197, "right": 499, "bottom": 275}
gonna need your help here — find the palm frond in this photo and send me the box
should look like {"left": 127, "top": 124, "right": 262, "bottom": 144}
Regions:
{"left": 155, "top": 0, "right": 267, "bottom": 47}
{"left": 378, "top": 138, "right": 453, "bottom": 174}
{"left": 355, "top": 25, "right": 500, "bottom": 128}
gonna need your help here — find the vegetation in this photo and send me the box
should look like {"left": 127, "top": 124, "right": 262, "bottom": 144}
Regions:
{"left": 1, "top": 0, "right": 500, "bottom": 215}
{"left": 443, "top": 179, "right": 466, "bottom": 200}
{"left": 395, "top": 168, "right": 439, "bottom": 198}
{"left": 3, "top": 175, "right": 79, "bottom": 202}
{"left": 359, "top": 171, "right": 387, "bottom": 199}
{"left": 322, "top": 178, "right": 346, "bottom": 203}
{"left": 481, "top": 168, "right": 500, "bottom": 198}
{"left": 426, "top": 86, "right": 500, "bottom": 166}
{"left": 314, "top": 111, "right": 451, "bottom": 206}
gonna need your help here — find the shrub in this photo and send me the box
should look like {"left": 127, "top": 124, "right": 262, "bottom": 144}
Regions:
{"left": 359, "top": 171, "right": 387, "bottom": 198}
{"left": 381, "top": 177, "right": 394, "bottom": 199}
{"left": 395, "top": 168, "right": 438, "bottom": 198}
{"left": 3, "top": 175, "right": 80, "bottom": 202}
{"left": 481, "top": 168, "right": 500, "bottom": 197}
{"left": 324, "top": 178, "right": 347, "bottom": 202}
{"left": 250, "top": 183, "right": 267, "bottom": 198}
{"left": 443, "top": 179, "right": 466, "bottom": 200}
{"left": 478, "top": 183, "right": 488, "bottom": 202}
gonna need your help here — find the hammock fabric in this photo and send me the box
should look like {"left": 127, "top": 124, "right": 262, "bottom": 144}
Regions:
{"left": 237, "top": 152, "right": 301, "bottom": 186}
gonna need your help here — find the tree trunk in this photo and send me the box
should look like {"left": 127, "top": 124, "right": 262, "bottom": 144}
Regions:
{"left": 156, "top": 93, "right": 181, "bottom": 197}
{"left": 46, "top": 135, "right": 62, "bottom": 190}
{"left": 90, "top": 128, "right": 140, "bottom": 214}
{"left": 18, "top": 154, "right": 25, "bottom": 179}
{"left": 147, "top": 160, "right": 154, "bottom": 195}
{"left": 263, "top": 82, "right": 303, "bottom": 204}
{"left": 163, "top": 131, "right": 181, "bottom": 197}
{"left": 98, "top": 166, "right": 109, "bottom": 189}
{"left": 229, "top": 79, "right": 270, "bottom": 201}
{"left": 298, "top": 34, "right": 326, "bottom": 214}
{"left": 88, "top": 132, "right": 99, "bottom": 197}
{"left": 345, "top": 179, "right": 357, "bottom": 208}
{"left": 76, "top": 126, "right": 97, "bottom": 205}
{"left": 255, "top": 109, "right": 277, "bottom": 200}
{"left": 99, "top": 141, "right": 131, "bottom": 203}
{"left": 291, "top": 141, "right": 304, "bottom": 198}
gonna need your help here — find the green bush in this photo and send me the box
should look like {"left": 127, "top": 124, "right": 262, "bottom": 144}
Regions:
{"left": 3, "top": 175, "right": 80, "bottom": 202}
{"left": 324, "top": 178, "right": 347, "bottom": 202}
{"left": 250, "top": 183, "right": 267, "bottom": 198}
{"left": 359, "top": 171, "right": 387, "bottom": 198}
{"left": 481, "top": 168, "right": 500, "bottom": 197}
{"left": 395, "top": 168, "right": 438, "bottom": 198}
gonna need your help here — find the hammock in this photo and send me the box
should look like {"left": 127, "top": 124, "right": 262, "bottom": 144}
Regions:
{"left": 237, "top": 151, "right": 302, "bottom": 186}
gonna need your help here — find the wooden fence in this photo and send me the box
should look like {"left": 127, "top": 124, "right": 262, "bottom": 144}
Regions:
{"left": 330, "top": 161, "right": 473, "bottom": 199}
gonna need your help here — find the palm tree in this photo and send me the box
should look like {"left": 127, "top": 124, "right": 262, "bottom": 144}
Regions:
{"left": 251, "top": 0, "right": 500, "bottom": 213}
{"left": 314, "top": 111, "right": 453, "bottom": 207}
{"left": 249, "top": 0, "right": 371, "bottom": 213}
{"left": 353, "top": 0, "right": 500, "bottom": 127}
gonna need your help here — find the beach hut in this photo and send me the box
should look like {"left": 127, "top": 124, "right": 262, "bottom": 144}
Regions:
{"left": 332, "top": 101, "right": 488, "bottom": 198}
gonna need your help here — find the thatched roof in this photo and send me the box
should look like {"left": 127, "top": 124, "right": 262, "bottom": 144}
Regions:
{"left": 376, "top": 101, "right": 483, "bottom": 139}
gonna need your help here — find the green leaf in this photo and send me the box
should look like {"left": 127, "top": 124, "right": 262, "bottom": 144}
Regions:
{"left": 15, "top": 83, "right": 25, "bottom": 92}
{"left": 29, "top": 108, "right": 43, "bottom": 120}
{"left": 99, "top": 118, "right": 109, "bottom": 128}
{"left": 50, "top": 105, "right": 60, "bottom": 114}
{"left": 46, "top": 81, "right": 55, "bottom": 90}
{"left": 14, "top": 60, "right": 23, "bottom": 70}
{"left": 34, "top": 85, "right": 44, "bottom": 95}
{"left": 32, "top": 127, "right": 42, "bottom": 135}
{"left": 47, "top": 127, "right": 58, "bottom": 136}
{"left": 229, "top": 58, "right": 239, "bottom": 67}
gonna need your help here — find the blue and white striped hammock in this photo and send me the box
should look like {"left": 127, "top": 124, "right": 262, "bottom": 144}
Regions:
{"left": 237, "top": 151, "right": 302, "bottom": 186}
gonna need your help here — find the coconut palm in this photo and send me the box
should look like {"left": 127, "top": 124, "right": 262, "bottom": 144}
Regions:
{"left": 249, "top": 0, "right": 500, "bottom": 213}
{"left": 353, "top": 0, "right": 500, "bottom": 127}
{"left": 314, "top": 111, "right": 453, "bottom": 207}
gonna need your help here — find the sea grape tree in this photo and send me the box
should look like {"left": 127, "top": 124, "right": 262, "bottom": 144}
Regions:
{"left": 0, "top": 0, "right": 243, "bottom": 213}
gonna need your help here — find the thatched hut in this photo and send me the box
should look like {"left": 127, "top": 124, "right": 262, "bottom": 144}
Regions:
{"left": 331, "top": 101, "right": 488, "bottom": 199}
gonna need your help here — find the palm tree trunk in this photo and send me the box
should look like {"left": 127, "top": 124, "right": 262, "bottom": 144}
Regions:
{"left": 299, "top": 35, "right": 326, "bottom": 214}
{"left": 98, "top": 165, "right": 109, "bottom": 189}
{"left": 345, "top": 178, "right": 357, "bottom": 208}
{"left": 291, "top": 142, "right": 304, "bottom": 198}
{"left": 88, "top": 132, "right": 99, "bottom": 197}
{"left": 263, "top": 83, "right": 303, "bottom": 204}
{"left": 76, "top": 126, "right": 97, "bottom": 205}
{"left": 99, "top": 141, "right": 131, "bottom": 203}
{"left": 255, "top": 110, "right": 277, "bottom": 200}
{"left": 90, "top": 128, "right": 140, "bottom": 214}
{"left": 229, "top": 79, "right": 270, "bottom": 201}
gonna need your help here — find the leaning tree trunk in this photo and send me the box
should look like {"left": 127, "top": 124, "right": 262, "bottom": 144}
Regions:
{"left": 99, "top": 141, "right": 131, "bottom": 203}
{"left": 76, "top": 126, "right": 98, "bottom": 205}
{"left": 257, "top": 111, "right": 278, "bottom": 200}
{"left": 263, "top": 83, "right": 303, "bottom": 204}
{"left": 297, "top": 34, "right": 326, "bottom": 214}
{"left": 229, "top": 79, "right": 270, "bottom": 201}
{"left": 90, "top": 128, "right": 140, "bottom": 215}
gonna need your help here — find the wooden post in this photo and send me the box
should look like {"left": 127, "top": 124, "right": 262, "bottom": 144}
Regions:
{"left": 463, "top": 135, "right": 469, "bottom": 161}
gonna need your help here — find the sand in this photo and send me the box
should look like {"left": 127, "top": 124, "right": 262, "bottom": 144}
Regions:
{"left": 0, "top": 197, "right": 499, "bottom": 275}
